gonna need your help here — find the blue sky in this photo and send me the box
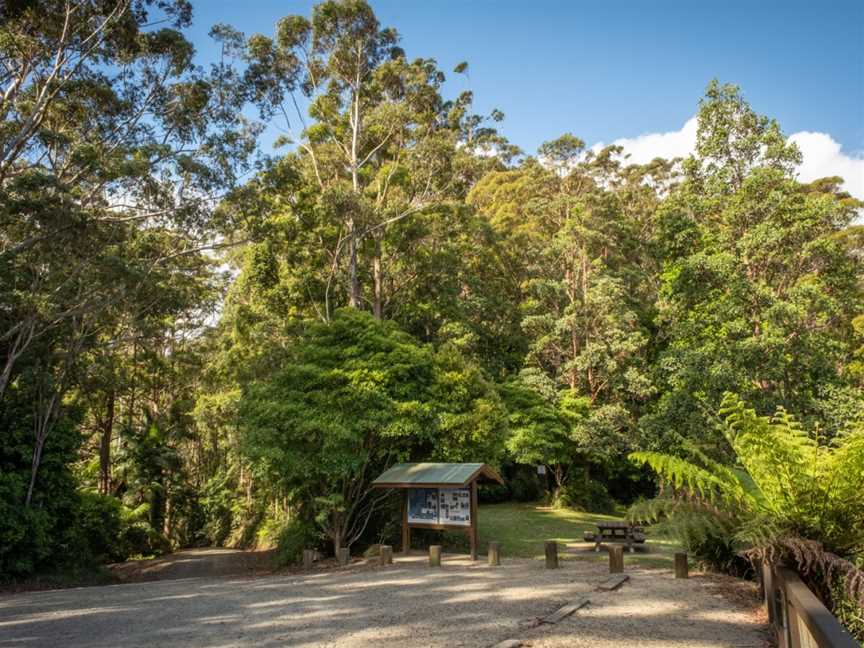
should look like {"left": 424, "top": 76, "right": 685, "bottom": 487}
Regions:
{"left": 186, "top": 1, "right": 864, "bottom": 195}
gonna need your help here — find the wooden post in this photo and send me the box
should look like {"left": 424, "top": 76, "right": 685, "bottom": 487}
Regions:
{"left": 674, "top": 552, "right": 688, "bottom": 579}
{"left": 380, "top": 545, "right": 393, "bottom": 566}
{"left": 401, "top": 490, "right": 410, "bottom": 554}
{"left": 337, "top": 547, "right": 350, "bottom": 566}
{"left": 488, "top": 541, "right": 500, "bottom": 566}
{"left": 545, "top": 540, "right": 559, "bottom": 569}
{"left": 469, "top": 480, "right": 478, "bottom": 561}
{"left": 608, "top": 545, "right": 624, "bottom": 573}
{"left": 302, "top": 549, "right": 315, "bottom": 570}
{"left": 429, "top": 544, "right": 442, "bottom": 567}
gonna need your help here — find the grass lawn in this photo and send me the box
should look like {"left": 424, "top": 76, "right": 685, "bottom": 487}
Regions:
{"left": 464, "top": 501, "right": 681, "bottom": 569}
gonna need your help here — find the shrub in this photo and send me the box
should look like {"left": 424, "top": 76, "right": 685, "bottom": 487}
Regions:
{"left": 558, "top": 480, "right": 616, "bottom": 514}
{"left": 478, "top": 483, "right": 509, "bottom": 503}
{"left": 507, "top": 467, "right": 543, "bottom": 502}
{"left": 274, "top": 518, "right": 321, "bottom": 567}
{"left": 76, "top": 492, "right": 126, "bottom": 562}
{"left": 0, "top": 391, "right": 84, "bottom": 579}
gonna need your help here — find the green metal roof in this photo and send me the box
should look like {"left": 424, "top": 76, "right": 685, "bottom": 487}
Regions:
{"left": 372, "top": 463, "right": 503, "bottom": 488}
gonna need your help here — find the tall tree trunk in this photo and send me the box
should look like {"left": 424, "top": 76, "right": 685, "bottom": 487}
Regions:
{"left": 163, "top": 494, "right": 172, "bottom": 540}
{"left": 25, "top": 388, "right": 60, "bottom": 507}
{"left": 331, "top": 514, "right": 344, "bottom": 553}
{"left": 372, "top": 232, "right": 383, "bottom": 319}
{"left": 98, "top": 391, "right": 115, "bottom": 495}
{"left": 347, "top": 218, "right": 361, "bottom": 308}
{"left": 347, "top": 76, "right": 362, "bottom": 310}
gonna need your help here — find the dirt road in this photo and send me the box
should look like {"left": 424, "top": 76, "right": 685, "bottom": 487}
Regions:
{"left": 0, "top": 553, "right": 767, "bottom": 647}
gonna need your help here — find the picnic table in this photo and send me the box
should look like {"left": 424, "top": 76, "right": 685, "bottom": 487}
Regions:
{"left": 584, "top": 521, "right": 646, "bottom": 553}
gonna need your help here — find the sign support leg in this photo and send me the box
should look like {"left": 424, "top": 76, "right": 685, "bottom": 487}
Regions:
{"left": 469, "top": 481, "right": 478, "bottom": 561}
{"left": 402, "top": 490, "right": 410, "bottom": 554}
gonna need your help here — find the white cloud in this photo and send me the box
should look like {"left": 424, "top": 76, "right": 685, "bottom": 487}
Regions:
{"left": 590, "top": 118, "right": 864, "bottom": 201}
{"left": 593, "top": 117, "right": 699, "bottom": 166}
{"left": 788, "top": 131, "right": 864, "bottom": 200}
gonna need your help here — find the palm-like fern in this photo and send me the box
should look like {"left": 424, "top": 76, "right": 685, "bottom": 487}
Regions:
{"left": 630, "top": 392, "right": 864, "bottom": 606}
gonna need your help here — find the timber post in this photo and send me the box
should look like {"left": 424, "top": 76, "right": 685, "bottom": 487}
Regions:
{"left": 380, "top": 545, "right": 393, "bottom": 566}
{"left": 336, "top": 547, "right": 350, "bottom": 566}
{"left": 469, "top": 480, "right": 478, "bottom": 561}
{"left": 609, "top": 545, "right": 624, "bottom": 573}
{"left": 429, "top": 544, "right": 442, "bottom": 567}
{"left": 302, "top": 549, "right": 315, "bottom": 570}
{"left": 674, "top": 552, "right": 688, "bottom": 579}
{"left": 545, "top": 540, "right": 559, "bottom": 568}
{"left": 488, "top": 541, "right": 500, "bottom": 566}
{"left": 401, "top": 490, "right": 410, "bottom": 553}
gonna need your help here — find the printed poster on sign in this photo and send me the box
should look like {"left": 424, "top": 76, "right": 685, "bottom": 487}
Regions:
{"left": 407, "top": 488, "right": 439, "bottom": 524}
{"left": 438, "top": 488, "right": 470, "bottom": 526}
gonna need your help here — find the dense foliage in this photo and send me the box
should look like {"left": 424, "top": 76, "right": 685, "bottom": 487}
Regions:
{"left": 1, "top": 4, "right": 862, "bottom": 635}
{"left": 630, "top": 393, "right": 864, "bottom": 635}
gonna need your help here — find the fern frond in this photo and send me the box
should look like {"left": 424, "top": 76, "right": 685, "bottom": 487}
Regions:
{"left": 629, "top": 450, "right": 751, "bottom": 510}
{"left": 719, "top": 393, "right": 820, "bottom": 521}
{"left": 743, "top": 537, "right": 864, "bottom": 608}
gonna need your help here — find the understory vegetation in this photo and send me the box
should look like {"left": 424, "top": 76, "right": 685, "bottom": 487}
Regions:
{"left": 1, "top": 0, "right": 862, "bottom": 637}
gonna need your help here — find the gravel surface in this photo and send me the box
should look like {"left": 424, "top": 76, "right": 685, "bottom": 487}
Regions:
{"left": 0, "top": 554, "right": 767, "bottom": 647}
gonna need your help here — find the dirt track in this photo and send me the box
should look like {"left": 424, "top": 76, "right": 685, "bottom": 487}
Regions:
{"left": 0, "top": 552, "right": 768, "bottom": 648}
{"left": 108, "top": 548, "right": 276, "bottom": 583}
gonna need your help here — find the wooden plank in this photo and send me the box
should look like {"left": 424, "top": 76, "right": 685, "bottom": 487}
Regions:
{"left": 597, "top": 575, "right": 629, "bottom": 591}
{"left": 543, "top": 598, "right": 590, "bottom": 624}
{"left": 776, "top": 567, "right": 860, "bottom": 648}
{"left": 596, "top": 521, "right": 630, "bottom": 529}
{"left": 407, "top": 522, "right": 473, "bottom": 531}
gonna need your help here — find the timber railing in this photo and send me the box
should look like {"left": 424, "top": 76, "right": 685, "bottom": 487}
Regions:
{"left": 760, "top": 562, "right": 859, "bottom": 648}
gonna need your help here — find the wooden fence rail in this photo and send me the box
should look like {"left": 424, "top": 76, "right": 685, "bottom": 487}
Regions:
{"left": 760, "top": 562, "right": 858, "bottom": 648}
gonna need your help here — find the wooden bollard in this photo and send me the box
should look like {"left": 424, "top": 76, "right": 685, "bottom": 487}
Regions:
{"left": 488, "top": 541, "right": 501, "bottom": 566}
{"left": 608, "top": 545, "right": 624, "bottom": 573}
{"left": 380, "top": 545, "right": 393, "bottom": 566}
{"left": 674, "top": 552, "right": 689, "bottom": 579}
{"left": 302, "top": 548, "right": 315, "bottom": 570}
{"left": 336, "top": 547, "right": 350, "bottom": 566}
{"left": 429, "top": 545, "right": 442, "bottom": 567}
{"left": 544, "top": 540, "right": 559, "bottom": 569}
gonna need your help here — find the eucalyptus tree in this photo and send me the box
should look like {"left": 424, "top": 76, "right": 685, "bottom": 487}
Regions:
{"left": 468, "top": 141, "right": 666, "bottom": 491}
{"left": 0, "top": 0, "right": 265, "bottom": 512}
{"left": 216, "top": 0, "right": 512, "bottom": 320}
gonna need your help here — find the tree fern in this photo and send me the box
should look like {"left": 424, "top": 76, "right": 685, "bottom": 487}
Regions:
{"left": 630, "top": 392, "right": 864, "bottom": 609}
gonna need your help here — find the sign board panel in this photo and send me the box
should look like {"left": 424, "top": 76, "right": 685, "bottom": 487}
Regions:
{"left": 406, "top": 487, "right": 471, "bottom": 526}
{"left": 407, "top": 487, "right": 439, "bottom": 524}
{"left": 438, "top": 488, "right": 471, "bottom": 526}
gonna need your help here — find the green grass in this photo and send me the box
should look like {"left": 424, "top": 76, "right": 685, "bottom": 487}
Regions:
{"left": 464, "top": 501, "right": 681, "bottom": 568}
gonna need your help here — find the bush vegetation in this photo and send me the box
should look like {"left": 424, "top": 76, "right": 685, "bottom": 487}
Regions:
{"left": 630, "top": 393, "right": 864, "bottom": 637}
{"left": 1, "top": 2, "right": 862, "bottom": 636}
